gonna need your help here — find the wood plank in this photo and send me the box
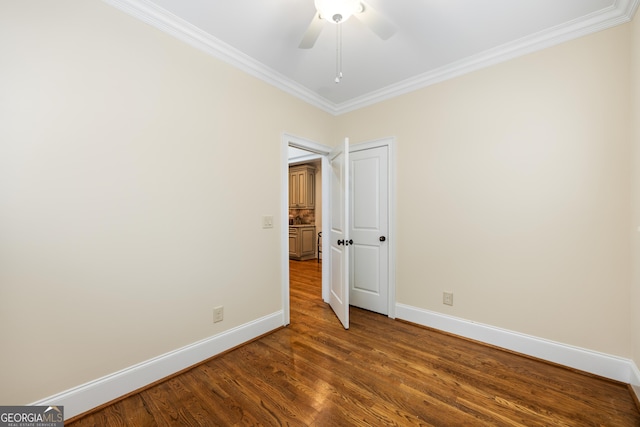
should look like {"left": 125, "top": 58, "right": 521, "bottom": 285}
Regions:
{"left": 67, "top": 259, "right": 640, "bottom": 426}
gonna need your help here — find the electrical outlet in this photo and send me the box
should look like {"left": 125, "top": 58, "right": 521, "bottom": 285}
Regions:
{"left": 443, "top": 292, "right": 453, "bottom": 306}
{"left": 213, "top": 306, "right": 224, "bottom": 323}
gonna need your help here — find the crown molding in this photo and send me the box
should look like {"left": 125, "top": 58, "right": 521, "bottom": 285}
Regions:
{"left": 103, "top": 0, "right": 638, "bottom": 116}
{"left": 102, "top": 0, "right": 336, "bottom": 114}
{"left": 334, "top": 0, "right": 640, "bottom": 114}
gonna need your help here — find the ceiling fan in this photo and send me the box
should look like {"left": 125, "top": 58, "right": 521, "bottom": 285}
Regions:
{"left": 298, "top": 0, "right": 397, "bottom": 49}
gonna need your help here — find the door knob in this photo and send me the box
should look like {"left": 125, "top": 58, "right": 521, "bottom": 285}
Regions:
{"left": 345, "top": 239, "right": 353, "bottom": 246}
{"left": 337, "top": 239, "right": 344, "bottom": 246}
{"left": 379, "top": 236, "right": 386, "bottom": 242}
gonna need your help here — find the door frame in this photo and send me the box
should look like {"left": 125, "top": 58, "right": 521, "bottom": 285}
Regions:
{"left": 281, "top": 133, "right": 331, "bottom": 326}
{"left": 281, "top": 133, "right": 397, "bottom": 325}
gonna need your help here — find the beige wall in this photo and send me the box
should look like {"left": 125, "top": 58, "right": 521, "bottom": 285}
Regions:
{"left": 2, "top": 0, "right": 638, "bottom": 407}
{"left": 631, "top": 14, "right": 640, "bottom": 374}
{"left": 0, "top": 1, "right": 332, "bottom": 404}
{"left": 336, "top": 24, "right": 633, "bottom": 357}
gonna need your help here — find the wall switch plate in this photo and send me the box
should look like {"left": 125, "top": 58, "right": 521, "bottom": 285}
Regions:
{"left": 213, "top": 306, "right": 224, "bottom": 323}
{"left": 262, "top": 215, "right": 274, "bottom": 229}
{"left": 443, "top": 292, "right": 453, "bottom": 306}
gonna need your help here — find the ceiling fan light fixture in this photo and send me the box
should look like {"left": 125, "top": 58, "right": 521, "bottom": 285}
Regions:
{"left": 314, "top": 0, "right": 362, "bottom": 23}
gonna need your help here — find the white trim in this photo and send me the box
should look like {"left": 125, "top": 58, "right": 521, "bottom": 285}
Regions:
{"left": 388, "top": 139, "right": 398, "bottom": 319}
{"left": 102, "top": 0, "right": 334, "bottom": 114}
{"left": 631, "top": 363, "right": 640, "bottom": 401}
{"left": 396, "top": 303, "right": 638, "bottom": 385}
{"left": 289, "top": 153, "right": 323, "bottom": 165}
{"left": 334, "top": 0, "right": 640, "bottom": 115}
{"left": 31, "top": 311, "right": 283, "bottom": 420}
{"left": 281, "top": 133, "right": 332, "bottom": 322}
{"left": 101, "top": 0, "right": 640, "bottom": 116}
{"left": 281, "top": 137, "right": 291, "bottom": 326}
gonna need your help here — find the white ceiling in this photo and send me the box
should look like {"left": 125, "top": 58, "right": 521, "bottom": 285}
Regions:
{"left": 105, "top": 0, "right": 638, "bottom": 115}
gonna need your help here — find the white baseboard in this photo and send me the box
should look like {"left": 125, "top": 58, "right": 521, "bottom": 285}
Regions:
{"left": 631, "top": 362, "right": 640, "bottom": 402}
{"left": 29, "top": 306, "right": 640, "bottom": 419}
{"left": 31, "top": 311, "right": 284, "bottom": 420}
{"left": 396, "top": 303, "right": 638, "bottom": 385}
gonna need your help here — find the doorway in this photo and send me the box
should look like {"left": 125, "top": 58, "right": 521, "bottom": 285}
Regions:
{"left": 280, "top": 133, "right": 396, "bottom": 326}
{"left": 281, "top": 134, "right": 331, "bottom": 326}
{"left": 288, "top": 151, "right": 323, "bottom": 311}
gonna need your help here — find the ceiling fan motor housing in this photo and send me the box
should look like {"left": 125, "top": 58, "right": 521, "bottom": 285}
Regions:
{"left": 314, "top": 0, "right": 362, "bottom": 23}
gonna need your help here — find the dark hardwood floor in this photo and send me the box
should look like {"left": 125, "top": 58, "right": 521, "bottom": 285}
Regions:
{"left": 68, "top": 259, "right": 640, "bottom": 426}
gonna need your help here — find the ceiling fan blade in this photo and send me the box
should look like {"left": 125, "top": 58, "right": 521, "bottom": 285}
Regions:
{"left": 298, "top": 13, "right": 324, "bottom": 49}
{"left": 354, "top": 2, "right": 396, "bottom": 40}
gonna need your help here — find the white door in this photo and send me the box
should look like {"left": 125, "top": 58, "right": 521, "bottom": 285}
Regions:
{"left": 349, "top": 145, "right": 389, "bottom": 315}
{"left": 329, "top": 138, "right": 350, "bottom": 329}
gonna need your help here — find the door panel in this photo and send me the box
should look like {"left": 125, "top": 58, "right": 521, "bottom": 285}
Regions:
{"left": 353, "top": 245, "right": 380, "bottom": 293}
{"left": 349, "top": 146, "right": 388, "bottom": 315}
{"left": 329, "top": 138, "right": 349, "bottom": 329}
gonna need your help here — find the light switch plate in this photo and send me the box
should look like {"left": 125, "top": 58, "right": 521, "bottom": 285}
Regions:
{"left": 262, "top": 215, "right": 274, "bottom": 228}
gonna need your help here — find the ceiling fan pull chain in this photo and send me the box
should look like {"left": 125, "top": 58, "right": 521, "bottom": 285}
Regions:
{"left": 335, "top": 21, "right": 343, "bottom": 83}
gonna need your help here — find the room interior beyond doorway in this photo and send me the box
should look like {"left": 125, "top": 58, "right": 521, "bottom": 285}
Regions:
{"left": 288, "top": 147, "right": 323, "bottom": 262}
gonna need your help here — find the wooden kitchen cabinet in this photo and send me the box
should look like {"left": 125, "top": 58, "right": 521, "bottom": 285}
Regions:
{"left": 289, "top": 225, "right": 316, "bottom": 260}
{"left": 289, "top": 165, "right": 315, "bottom": 209}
